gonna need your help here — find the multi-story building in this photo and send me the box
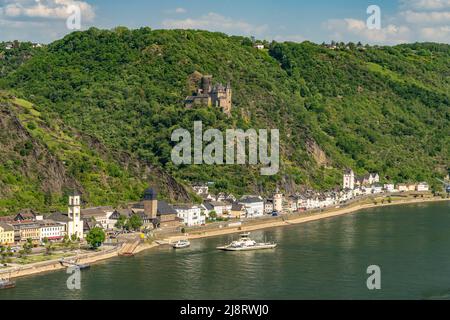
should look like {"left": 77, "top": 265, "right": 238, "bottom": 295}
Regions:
{"left": 174, "top": 205, "right": 205, "bottom": 227}
{"left": 0, "top": 222, "right": 14, "bottom": 245}
{"left": 264, "top": 199, "right": 274, "bottom": 214}
{"left": 38, "top": 220, "right": 66, "bottom": 242}
{"left": 343, "top": 169, "right": 355, "bottom": 190}
{"left": 416, "top": 182, "right": 429, "bottom": 192}
{"left": 384, "top": 184, "right": 395, "bottom": 192}
{"left": 13, "top": 222, "right": 41, "bottom": 243}
{"left": 81, "top": 206, "right": 114, "bottom": 230}
{"left": 238, "top": 196, "right": 265, "bottom": 218}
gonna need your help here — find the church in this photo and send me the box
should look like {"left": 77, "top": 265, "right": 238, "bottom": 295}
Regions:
{"left": 127, "top": 187, "right": 182, "bottom": 230}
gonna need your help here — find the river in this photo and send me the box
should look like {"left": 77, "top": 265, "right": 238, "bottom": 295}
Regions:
{"left": 1, "top": 201, "right": 449, "bottom": 300}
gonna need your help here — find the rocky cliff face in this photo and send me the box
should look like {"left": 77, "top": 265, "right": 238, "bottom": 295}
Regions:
{"left": 0, "top": 93, "right": 191, "bottom": 215}
{"left": 0, "top": 101, "right": 80, "bottom": 195}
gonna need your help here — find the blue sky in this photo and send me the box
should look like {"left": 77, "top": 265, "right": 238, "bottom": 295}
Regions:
{"left": 1, "top": 0, "right": 449, "bottom": 44}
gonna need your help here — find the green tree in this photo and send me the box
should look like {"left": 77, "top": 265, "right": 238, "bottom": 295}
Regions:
{"left": 115, "top": 214, "right": 127, "bottom": 230}
{"left": 126, "top": 214, "right": 143, "bottom": 231}
{"left": 23, "top": 238, "right": 33, "bottom": 254}
{"left": 209, "top": 211, "right": 217, "bottom": 220}
{"left": 45, "top": 242, "right": 54, "bottom": 256}
{"left": 86, "top": 227, "right": 106, "bottom": 249}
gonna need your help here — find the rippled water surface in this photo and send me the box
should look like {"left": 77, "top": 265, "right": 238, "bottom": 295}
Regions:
{"left": 1, "top": 201, "right": 449, "bottom": 300}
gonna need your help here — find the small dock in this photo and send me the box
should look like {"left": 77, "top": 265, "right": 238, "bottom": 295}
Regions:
{"left": 59, "top": 259, "right": 90, "bottom": 270}
{"left": 118, "top": 239, "right": 141, "bottom": 257}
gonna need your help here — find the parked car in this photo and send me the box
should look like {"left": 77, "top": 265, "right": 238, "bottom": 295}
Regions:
{"left": 271, "top": 211, "right": 280, "bottom": 217}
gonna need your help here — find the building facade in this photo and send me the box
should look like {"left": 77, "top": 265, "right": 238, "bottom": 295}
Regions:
{"left": 174, "top": 205, "right": 206, "bottom": 227}
{"left": 0, "top": 223, "right": 14, "bottom": 245}
{"left": 39, "top": 221, "right": 66, "bottom": 241}
{"left": 68, "top": 194, "right": 84, "bottom": 240}
{"left": 343, "top": 169, "right": 355, "bottom": 190}
{"left": 238, "top": 197, "right": 265, "bottom": 218}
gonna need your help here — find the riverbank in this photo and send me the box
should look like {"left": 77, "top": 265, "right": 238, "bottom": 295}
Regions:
{"left": 0, "top": 246, "right": 121, "bottom": 280}
{"left": 165, "top": 196, "right": 450, "bottom": 242}
{"left": 2, "top": 196, "right": 448, "bottom": 280}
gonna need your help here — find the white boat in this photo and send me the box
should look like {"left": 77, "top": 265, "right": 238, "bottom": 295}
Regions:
{"left": 0, "top": 278, "right": 15, "bottom": 290}
{"left": 172, "top": 239, "right": 191, "bottom": 249}
{"left": 217, "top": 233, "right": 277, "bottom": 251}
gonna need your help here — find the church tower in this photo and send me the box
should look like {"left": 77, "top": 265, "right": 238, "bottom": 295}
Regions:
{"left": 143, "top": 187, "right": 158, "bottom": 219}
{"left": 68, "top": 192, "right": 83, "bottom": 240}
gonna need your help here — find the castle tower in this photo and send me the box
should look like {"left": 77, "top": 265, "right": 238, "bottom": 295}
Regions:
{"left": 223, "top": 81, "right": 232, "bottom": 114}
{"left": 143, "top": 187, "right": 158, "bottom": 219}
{"left": 201, "top": 76, "right": 212, "bottom": 94}
{"left": 343, "top": 169, "right": 355, "bottom": 190}
{"left": 68, "top": 192, "right": 84, "bottom": 240}
{"left": 273, "top": 188, "right": 283, "bottom": 212}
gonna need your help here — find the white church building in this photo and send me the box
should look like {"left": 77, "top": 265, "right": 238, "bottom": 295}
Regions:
{"left": 67, "top": 193, "right": 84, "bottom": 240}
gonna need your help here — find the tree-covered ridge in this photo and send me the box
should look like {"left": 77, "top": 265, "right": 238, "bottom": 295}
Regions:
{"left": 0, "top": 41, "right": 42, "bottom": 79}
{"left": 0, "top": 91, "right": 191, "bottom": 215}
{"left": 1, "top": 28, "right": 449, "bottom": 213}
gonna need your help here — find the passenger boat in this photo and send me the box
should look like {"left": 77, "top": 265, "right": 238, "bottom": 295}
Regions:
{"left": 172, "top": 239, "right": 191, "bottom": 249}
{"left": 217, "top": 233, "right": 277, "bottom": 251}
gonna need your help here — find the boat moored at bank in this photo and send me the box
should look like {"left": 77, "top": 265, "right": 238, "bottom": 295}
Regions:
{"left": 172, "top": 239, "right": 191, "bottom": 249}
{"left": 217, "top": 233, "right": 277, "bottom": 251}
{"left": 0, "top": 278, "right": 15, "bottom": 290}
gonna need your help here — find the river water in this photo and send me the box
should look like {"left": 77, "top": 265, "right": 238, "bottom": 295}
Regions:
{"left": 1, "top": 201, "right": 449, "bottom": 300}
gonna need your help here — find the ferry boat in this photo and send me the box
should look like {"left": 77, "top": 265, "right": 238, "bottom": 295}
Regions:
{"left": 0, "top": 278, "right": 16, "bottom": 290}
{"left": 217, "top": 233, "right": 277, "bottom": 251}
{"left": 172, "top": 239, "right": 191, "bottom": 249}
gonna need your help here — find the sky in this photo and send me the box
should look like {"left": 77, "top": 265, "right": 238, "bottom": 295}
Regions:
{"left": 0, "top": 0, "right": 449, "bottom": 44}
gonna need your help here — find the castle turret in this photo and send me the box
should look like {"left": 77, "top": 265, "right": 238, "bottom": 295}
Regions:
{"left": 273, "top": 188, "right": 283, "bottom": 212}
{"left": 201, "top": 75, "right": 212, "bottom": 94}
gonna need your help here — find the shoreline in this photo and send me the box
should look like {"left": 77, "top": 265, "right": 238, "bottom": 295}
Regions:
{"left": 168, "top": 196, "right": 450, "bottom": 242}
{"left": 2, "top": 196, "right": 448, "bottom": 280}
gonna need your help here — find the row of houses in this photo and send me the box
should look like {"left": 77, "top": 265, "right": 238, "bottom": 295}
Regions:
{"left": 0, "top": 172, "right": 433, "bottom": 245}
{"left": 343, "top": 169, "right": 430, "bottom": 193}
{"left": 2, "top": 41, "right": 43, "bottom": 50}
{"left": 0, "top": 213, "right": 67, "bottom": 245}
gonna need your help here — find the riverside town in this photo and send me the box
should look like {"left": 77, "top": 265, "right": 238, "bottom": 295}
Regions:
{"left": 1, "top": 0, "right": 450, "bottom": 307}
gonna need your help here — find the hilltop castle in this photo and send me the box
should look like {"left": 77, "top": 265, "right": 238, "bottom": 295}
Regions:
{"left": 184, "top": 75, "right": 232, "bottom": 115}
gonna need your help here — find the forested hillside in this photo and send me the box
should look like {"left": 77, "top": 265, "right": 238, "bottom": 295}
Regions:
{"left": 0, "top": 28, "right": 448, "bottom": 214}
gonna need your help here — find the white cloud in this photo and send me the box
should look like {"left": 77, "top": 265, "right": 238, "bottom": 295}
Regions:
{"left": 273, "top": 34, "right": 306, "bottom": 42}
{"left": 325, "top": 18, "right": 412, "bottom": 45}
{"left": 0, "top": 0, "right": 96, "bottom": 43}
{"left": 175, "top": 7, "right": 186, "bottom": 14}
{"left": 324, "top": 0, "right": 450, "bottom": 44}
{"left": 400, "top": 10, "right": 450, "bottom": 24}
{"left": 420, "top": 25, "right": 450, "bottom": 41}
{"left": 1, "top": 0, "right": 95, "bottom": 21}
{"left": 162, "top": 12, "right": 268, "bottom": 35}
{"left": 401, "top": 0, "right": 450, "bottom": 10}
